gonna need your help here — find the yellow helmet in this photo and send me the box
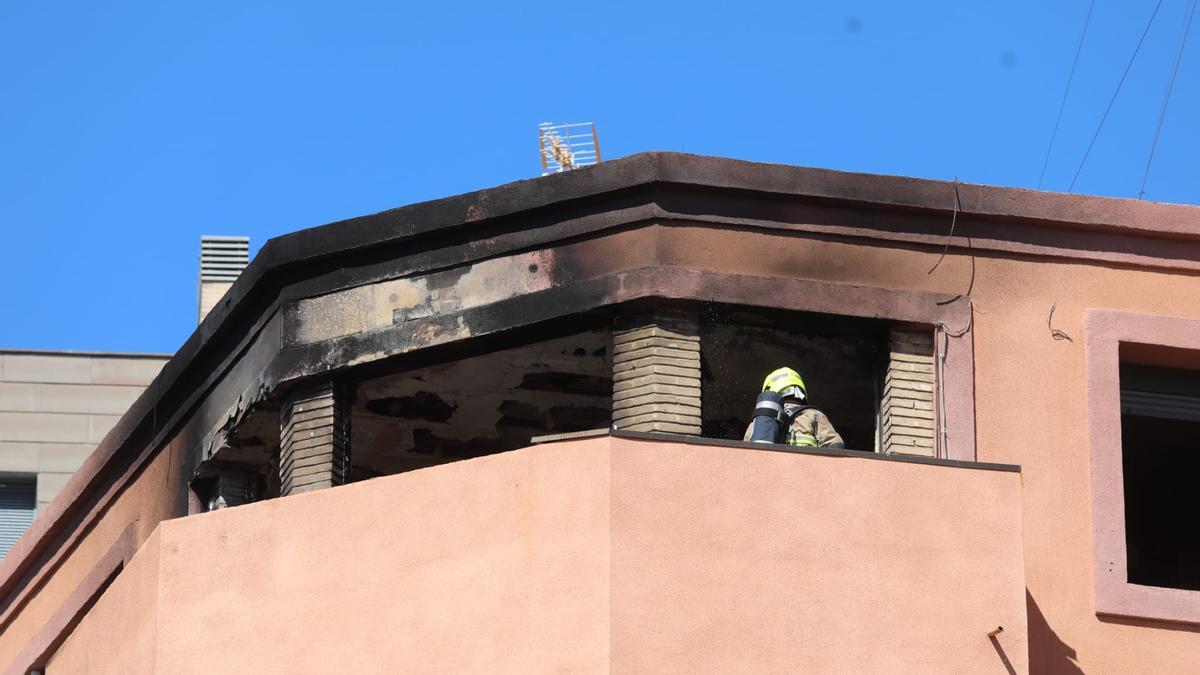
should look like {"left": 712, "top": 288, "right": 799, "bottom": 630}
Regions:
{"left": 762, "top": 367, "right": 807, "bottom": 401}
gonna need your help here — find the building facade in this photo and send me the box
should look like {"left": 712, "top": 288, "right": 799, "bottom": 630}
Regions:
{"left": 0, "top": 351, "right": 167, "bottom": 557}
{"left": 1, "top": 152, "right": 1198, "bottom": 672}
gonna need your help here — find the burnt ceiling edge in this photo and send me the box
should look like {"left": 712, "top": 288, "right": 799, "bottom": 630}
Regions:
{"left": 0, "top": 262, "right": 967, "bottom": 605}
{"left": 202, "top": 152, "right": 1200, "bottom": 366}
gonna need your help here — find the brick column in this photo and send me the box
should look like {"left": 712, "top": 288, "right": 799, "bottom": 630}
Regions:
{"left": 611, "top": 311, "right": 702, "bottom": 434}
{"left": 280, "top": 382, "right": 351, "bottom": 496}
{"left": 881, "top": 328, "right": 937, "bottom": 456}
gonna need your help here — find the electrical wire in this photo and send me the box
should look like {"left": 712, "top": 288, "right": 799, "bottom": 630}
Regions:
{"left": 927, "top": 179, "right": 961, "bottom": 275}
{"left": 936, "top": 325, "right": 947, "bottom": 458}
{"left": 1068, "top": 0, "right": 1166, "bottom": 193}
{"left": 1038, "top": 0, "right": 1096, "bottom": 189}
{"left": 1139, "top": 0, "right": 1199, "bottom": 199}
{"left": 1048, "top": 303, "right": 1073, "bottom": 342}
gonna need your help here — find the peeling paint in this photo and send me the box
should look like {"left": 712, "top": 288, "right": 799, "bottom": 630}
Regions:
{"left": 351, "top": 330, "right": 611, "bottom": 476}
{"left": 286, "top": 250, "right": 558, "bottom": 347}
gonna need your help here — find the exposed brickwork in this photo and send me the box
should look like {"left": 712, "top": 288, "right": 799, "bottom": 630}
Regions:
{"left": 281, "top": 382, "right": 350, "bottom": 495}
{"left": 882, "top": 329, "right": 937, "bottom": 457}
{"left": 350, "top": 331, "right": 612, "bottom": 476}
{"left": 612, "top": 312, "right": 701, "bottom": 434}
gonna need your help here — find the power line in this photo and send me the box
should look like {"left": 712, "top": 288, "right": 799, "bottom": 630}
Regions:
{"left": 1139, "top": 0, "right": 1198, "bottom": 199}
{"left": 1068, "top": 0, "right": 1166, "bottom": 193}
{"left": 1038, "top": 0, "right": 1096, "bottom": 189}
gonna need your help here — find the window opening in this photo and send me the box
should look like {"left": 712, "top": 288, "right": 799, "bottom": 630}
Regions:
{"left": 0, "top": 474, "right": 37, "bottom": 558}
{"left": 699, "top": 305, "right": 894, "bottom": 452}
{"left": 1119, "top": 360, "right": 1200, "bottom": 590}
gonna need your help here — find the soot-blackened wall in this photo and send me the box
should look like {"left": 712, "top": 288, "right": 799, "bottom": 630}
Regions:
{"left": 350, "top": 330, "right": 613, "bottom": 478}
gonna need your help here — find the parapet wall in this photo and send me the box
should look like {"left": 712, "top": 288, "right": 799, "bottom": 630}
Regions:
{"left": 49, "top": 435, "right": 1025, "bottom": 673}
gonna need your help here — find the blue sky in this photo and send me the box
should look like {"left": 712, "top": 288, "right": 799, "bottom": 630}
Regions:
{"left": 1, "top": 1, "right": 1197, "bottom": 353}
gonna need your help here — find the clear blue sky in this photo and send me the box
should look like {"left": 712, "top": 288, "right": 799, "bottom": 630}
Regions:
{"left": 1, "top": 1, "right": 1197, "bottom": 353}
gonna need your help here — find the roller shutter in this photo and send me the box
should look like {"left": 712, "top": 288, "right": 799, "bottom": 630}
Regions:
{"left": 0, "top": 477, "right": 36, "bottom": 558}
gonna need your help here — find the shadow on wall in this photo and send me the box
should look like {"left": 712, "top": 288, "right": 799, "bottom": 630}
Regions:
{"left": 989, "top": 632, "right": 1017, "bottom": 675}
{"left": 1027, "top": 590, "right": 1083, "bottom": 675}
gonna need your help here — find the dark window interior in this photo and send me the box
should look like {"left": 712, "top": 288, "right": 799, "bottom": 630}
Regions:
{"left": 350, "top": 327, "right": 614, "bottom": 478}
{"left": 1120, "top": 362, "right": 1200, "bottom": 591}
{"left": 699, "top": 304, "right": 890, "bottom": 451}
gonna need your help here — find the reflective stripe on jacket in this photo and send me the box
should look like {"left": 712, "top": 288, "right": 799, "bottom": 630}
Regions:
{"left": 743, "top": 406, "right": 845, "bottom": 449}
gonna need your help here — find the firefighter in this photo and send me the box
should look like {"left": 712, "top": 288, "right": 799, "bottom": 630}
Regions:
{"left": 744, "top": 367, "right": 845, "bottom": 449}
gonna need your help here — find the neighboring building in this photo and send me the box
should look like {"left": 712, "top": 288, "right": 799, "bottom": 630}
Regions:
{"left": 0, "top": 351, "right": 168, "bottom": 556}
{"left": 2, "top": 152, "right": 1199, "bottom": 672}
{"left": 0, "top": 236, "right": 247, "bottom": 559}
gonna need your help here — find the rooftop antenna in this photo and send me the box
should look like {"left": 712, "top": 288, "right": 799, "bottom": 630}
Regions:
{"left": 538, "top": 122, "right": 601, "bottom": 175}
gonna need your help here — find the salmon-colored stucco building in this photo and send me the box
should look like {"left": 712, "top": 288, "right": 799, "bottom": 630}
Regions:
{"left": 3, "top": 153, "right": 1199, "bottom": 673}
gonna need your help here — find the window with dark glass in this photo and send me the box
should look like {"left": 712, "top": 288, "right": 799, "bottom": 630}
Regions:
{"left": 1120, "top": 361, "right": 1200, "bottom": 591}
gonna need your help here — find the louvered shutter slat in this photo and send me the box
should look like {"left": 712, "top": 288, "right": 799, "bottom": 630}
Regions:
{"left": 0, "top": 480, "right": 36, "bottom": 558}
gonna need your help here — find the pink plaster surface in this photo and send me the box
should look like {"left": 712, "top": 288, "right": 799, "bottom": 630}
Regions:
{"left": 50, "top": 436, "right": 1025, "bottom": 673}
{"left": 45, "top": 531, "right": 160, "bottom": 674}
{"left": 962, "top": 253, "right": 1200, "bottom": 673}
{"left": 608, "top": 437, "right": 1026, "bottom": 673}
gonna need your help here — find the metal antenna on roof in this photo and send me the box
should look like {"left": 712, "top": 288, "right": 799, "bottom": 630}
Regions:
{"left": 538, "top": 122, "right": 601, "bottom": 175}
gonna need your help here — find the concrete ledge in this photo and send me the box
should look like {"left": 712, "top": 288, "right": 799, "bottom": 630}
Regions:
{"left": 535, "top": 428, "right": 1021, "bottom": 474}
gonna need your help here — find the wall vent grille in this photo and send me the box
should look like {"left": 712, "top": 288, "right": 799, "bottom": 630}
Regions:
{"left": 200, "top": 236, "right": 250, "bottom": 282}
